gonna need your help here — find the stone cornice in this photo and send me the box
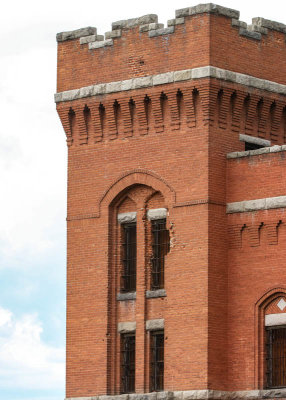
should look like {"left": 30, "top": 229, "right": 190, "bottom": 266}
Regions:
{"left": 55, "top": 66, "right": 286, "bottom": 103}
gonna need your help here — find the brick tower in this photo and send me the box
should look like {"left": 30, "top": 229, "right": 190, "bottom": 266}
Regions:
{"left": 56, "top": 4, "right": 286, "bottom": 400}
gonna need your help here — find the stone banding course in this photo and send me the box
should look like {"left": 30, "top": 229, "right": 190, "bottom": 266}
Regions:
{"left": 54, "top": 66, "right": 286, "bottom": 103}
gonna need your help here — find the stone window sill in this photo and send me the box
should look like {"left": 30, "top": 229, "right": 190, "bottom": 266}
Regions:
{"left": 117, "top": 292, "right": 136, "bottom": 301}
{"left": 146, "top": 289, "right": 166, "bottom": 299}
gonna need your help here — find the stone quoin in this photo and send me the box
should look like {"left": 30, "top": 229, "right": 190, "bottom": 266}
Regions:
{"left": 55, "top": 3, "right": 286, "bottom": 400}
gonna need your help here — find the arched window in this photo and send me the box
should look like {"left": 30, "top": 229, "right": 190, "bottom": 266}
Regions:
{"left": 256, "top": 289, "right": 286, "bottom": 389}
{"left": 265, "top": 298, "right": 286, "bottom": 388}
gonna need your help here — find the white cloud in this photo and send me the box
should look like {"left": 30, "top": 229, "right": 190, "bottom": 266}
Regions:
{"left": 0, "top": 306, "right": 64, "bottom": 390}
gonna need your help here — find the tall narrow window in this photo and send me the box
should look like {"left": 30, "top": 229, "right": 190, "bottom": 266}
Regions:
{"left": 121, "top": 333, "right": 135, "bottom": 393}
{"left": 150, "top": 331, "right": 164, "bottom": 391}
{"left": 121, "top": 223, "right": 136, "bottom": 292}
{"left": 266, "top": 326, "right": 286, "bottom": 388}
{"left": 151, "top": 219, "right": 169, "bottom": 290}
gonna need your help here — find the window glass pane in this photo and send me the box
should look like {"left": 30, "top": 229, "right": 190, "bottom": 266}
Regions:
{"left": 150, "top": 331, "right": 164, "bottom": 391}
{"left": 121, "top": 223, "right": 136, "bottom": 292}
{"left": 121, "top": 334, "right": 135, "bottom": 393}
{"left": 151, "top": 219, "right": 169, "bottom": 290}
{"left": 266, "top": 326, "right": 286, "bottom": 388}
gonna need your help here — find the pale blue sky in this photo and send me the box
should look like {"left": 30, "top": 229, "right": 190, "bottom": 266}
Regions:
{"left": 0, "top": 0, "right": 285, "bottom": 399}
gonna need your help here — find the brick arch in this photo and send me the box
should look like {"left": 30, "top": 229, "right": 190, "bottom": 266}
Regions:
{"left": 99, "top": 169, "right": 176, "bottom": 214}
{"left": 254, "top": 287, "right": 286, "bottom": 389}
{"left": 256, "top": 287, "right": 286, "bottom": 309}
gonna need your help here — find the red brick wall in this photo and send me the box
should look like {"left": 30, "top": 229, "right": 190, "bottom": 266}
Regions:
{"left": 57, "top": 13, "right": 286, "bottom": 94}
{"left": 227, "top": 153, "right": 286, "bottom": 390}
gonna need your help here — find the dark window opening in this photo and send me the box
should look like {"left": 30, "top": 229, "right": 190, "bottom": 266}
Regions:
{"left": 121, "top": 223, "right": 136, "bottom": 292}
{"left": 266, "top": 326, "right": 286, "bottom": 388}
{"left": 121, "top": 333, "right": 135, "bottom": 393}
{"left": 150, "top": 331, "right": 164, "bottom": 392}
{"left": 245, "top": 142, "right": 265, "bottom": 151}
{"left": 151, "top": 219, "right": 169, "bottom": 290}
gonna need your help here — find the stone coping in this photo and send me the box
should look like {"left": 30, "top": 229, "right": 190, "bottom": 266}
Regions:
{"left": 65, "top": 388, "right": 286, "bottom": 400}
{"left": 239, "top": 134, "right": 270, "bottom": 147}
{"left": 175, "top": 4, "right": 239, "bottom": 19}
{"left": 227, "top": 196, "right": 286, "bottom": 214}
{"left": 227, "top": 145, "right": 286, "bottom": 159}
{"left": 55, "top": 66, "right": 286, "bottom": 103}
{"left": 57, "top": 4, "right": 286, "bottom": 43}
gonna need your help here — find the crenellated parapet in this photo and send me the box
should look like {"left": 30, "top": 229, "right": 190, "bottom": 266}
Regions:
{"left": 57, "top": 4, "right": 286, "bottom": 45}
{"left": 56, "top": 3, "right": 286, "bottom": 95}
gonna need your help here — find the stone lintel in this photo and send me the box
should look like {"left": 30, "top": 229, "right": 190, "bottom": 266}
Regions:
{"left": 117, "top": 212, "right": 137, "bottom": 224}
{"left": 147, "top": 208, "right": 167, "bottom": 221}
{"left": 118, "top": 321, "right": 136, "bottom": 333}
{"left": 146, "top": 319, "right": 164, "bottom": 331}
{"left": 265, "top": 313, "right": 286, "bottom": 326}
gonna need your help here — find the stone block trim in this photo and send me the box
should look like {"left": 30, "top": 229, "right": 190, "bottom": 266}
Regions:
{"left": 149, "top": 27, "right": 175, "bottom": 38}
{"left": 227, "top": 145, "right": 286, "bottom": 159}
{"left": 247, "top": 24, "right": 268, "bottom": 35}
{"left": 226, "top": 196, "right": 286, "bottom": 214}
{"left": 57, "top": 27, "right": 97, "bottom": 42}
{"left": 167, "top": 18, "right": 185, "bottom": 27}
{"left": 57, "top": 6, "right": 286, "bottom": 46}
{"left": 175, "top": 4, "right": 239, "bottom": 19}
{"left": 112, "top": 14, "right": 158, "bottom": 31}
{"left": 231, "top": 19, "right": 247, "bottom": 29}
{"left": 105, "top": 30, "right": 122, "bottom": 40}
{"left": 146, "top": 319, "right": 164, "bottom": 331}
{"left": 54, "top": 66, "right": 286, "bottom": 103}
{"left": 252, "top": 17, "right": 286, "bottom": 33}
{"left": 80, "top": 35, "right": 104, "bottom": 45}
{"left": 139, "top": 23, "right": 164, "bottom": 33}
{"left": 89, "top": 39, "right": 113, "bottom": 50}
{"left": 239, "top": 134, "right": 271, "bottom": 147}
{"left": 117, "top": 321, "right": 136, "bottom": 333}
{"left": 65, "top": 388, "right": 286, "bottom": 400}
{"left": 239, "top": 28, "right": 261, "bottom": 41}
